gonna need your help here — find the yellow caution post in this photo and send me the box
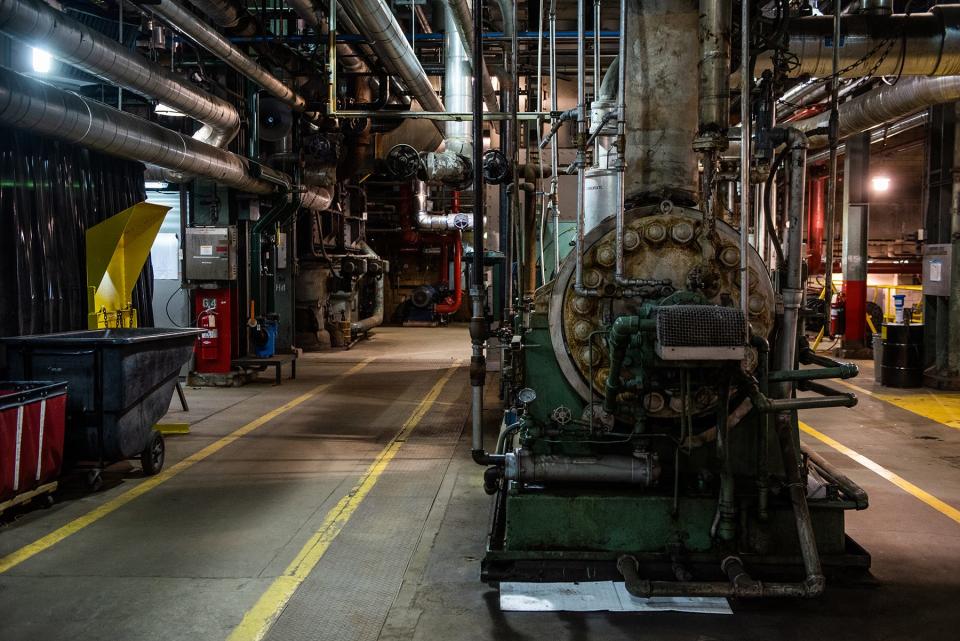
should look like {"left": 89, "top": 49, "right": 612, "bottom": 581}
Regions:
{"left": 86, "top": 202, "right": 170, "bottom": 328}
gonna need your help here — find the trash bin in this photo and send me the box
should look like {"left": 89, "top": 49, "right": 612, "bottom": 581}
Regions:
{"left": 0, "top": 381, "right": 68, "bottom": 513}
{"left": 2, "top": 328, "right": 200, "bottom": 481}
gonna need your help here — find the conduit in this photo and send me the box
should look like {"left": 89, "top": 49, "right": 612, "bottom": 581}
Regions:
{"left": 0, "top": 0, "right": 239, "bottom": 149}
{"left": 0, "top": 67, "right": 331, "bottom": 209}
{"left": 141, "top": 0, "right": 308, "bottom": 112}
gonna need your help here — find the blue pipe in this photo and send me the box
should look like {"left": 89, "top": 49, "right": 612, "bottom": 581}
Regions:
{"left": 228, "top": 31, "right": 620, "bottom": 44}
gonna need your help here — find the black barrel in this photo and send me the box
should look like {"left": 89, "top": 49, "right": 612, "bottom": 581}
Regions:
{"left": 881, "top": 324, "right": 924, "bottom": 388}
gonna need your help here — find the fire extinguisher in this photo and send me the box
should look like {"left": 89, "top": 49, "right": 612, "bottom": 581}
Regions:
{"left": 829, "top": 292, "right": 845, "bottom": 337}
{"left": 197, "top": 307, "right": 220, "bottom": 363}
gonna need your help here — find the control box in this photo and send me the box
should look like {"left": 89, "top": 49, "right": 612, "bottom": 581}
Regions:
{"left": 185, "top": 226, "right": 237, "bottom": 281}
{"left": 922, "top": 243, "right": 952, "bottom": 297}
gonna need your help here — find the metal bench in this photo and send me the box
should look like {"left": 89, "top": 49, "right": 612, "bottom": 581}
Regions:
{"left": 232, "top": 354, "right": 297, "bottom": 385}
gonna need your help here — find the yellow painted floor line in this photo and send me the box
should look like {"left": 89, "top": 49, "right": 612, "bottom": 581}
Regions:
{"left": 226, "top": 362, "right": 461, "bottom": 641}
{"left": 800, "top": 421, "right": 960, "bottom": 525}
{"left": 837, "top": 380, "right": 960, "bottom": 431}
{"left": 0, "top": 358, "right": 374, "bottom": 576}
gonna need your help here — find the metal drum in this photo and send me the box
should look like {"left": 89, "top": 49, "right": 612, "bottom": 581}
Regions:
{"left": 881, "top": 323, "right": 924, "bottom": 388}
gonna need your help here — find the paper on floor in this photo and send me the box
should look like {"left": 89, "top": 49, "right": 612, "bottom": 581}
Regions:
{"left": 500, "top": 581, "right": 732, "bottom": 614}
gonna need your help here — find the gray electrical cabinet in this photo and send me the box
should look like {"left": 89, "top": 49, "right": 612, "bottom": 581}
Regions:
{"left": 185, "top": 226, "right": 238, "bottom": 281}
{"left": 922, "top": 243, "right": 952, "bottom": 297}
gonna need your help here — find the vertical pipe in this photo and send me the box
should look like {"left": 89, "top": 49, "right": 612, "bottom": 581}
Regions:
{"left": 612, "top": 0, "right": 629, "bottom": 287}
{"left": 549, "top": 0, "right": 561, "bottom": 274}
{"left": 824, "top": 4, "right": 842, "bottom": 332}
{"left": 949, "top": 102, "right": 960, "bottom": 375}
{"left": 739, "top": 0, "right": 751, "bottom": 327}
{"left": 470, "top": 0, "right": 487, "bottom": 455}
{"left": 593, "top": 0, "right": 601, "bottom": 104}
{"left": 573, "top": 0, "right": 592, "bottom": 295}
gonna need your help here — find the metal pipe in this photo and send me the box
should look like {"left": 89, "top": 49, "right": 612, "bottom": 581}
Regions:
{"left": 802, "top": 444, "right": 869, "bottom": 509}
{"left": 764, "top": 7, "right": 960, "bottom": 78}
{"left": 351, "top": 242, "right": 385, "bottom": 333}
{"left": 739, "top": 0, "right": 750, "bottom": 326}
{"left": 0, "top": 67, "right": 332, "bottom": 209}
{"left": 143, "top": 0, "right": 308, "bottom": 111}
{"left": 444, "top": 0, "right": 499, "bottom": 113}
{"left": 341, "top": 0, "right": 444, "bottom": 115}
{"left": 416, "top": 180, "right": 473, "bottom": 230}
{"left": 573, "top": 0, "right": 600, "bottom": 297}
{"left": 824, "top": 4, "right": 842, "bottom": 344}
{"left": 548, "top": 0, "right": 560, "bottom": 274}
{"left": 0, "top": 0, "right": 239, "bottom": 149}
{"left": 697, "top": 0, "right": 732, "bottom": 144}
{"left": 593, "top": 0, "right": 600, "bottom": 102}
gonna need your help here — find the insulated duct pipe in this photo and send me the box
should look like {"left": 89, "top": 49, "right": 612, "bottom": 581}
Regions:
{"left": 0, "top": 0, "right": 239, "bottom": 149}
{"left": 0, "top": 67, "right": 332, "bottom": 209}
{"left": 141, "top": 0, "right": 308, "bottom": 112}
{"left": 791, "top": 76, "right": 960, "bottom": 147}
{"left": 697, "top": 0, "right": 731, "bottom": 145}
{"left": 422, "top": 1, "right": 473, "bottom": 185}
{"left": 341, "top": 0, "right": 444, "bottom": 117}
{"left": 444, "top": 0, "right": 499, "bottom": 113}
{"left": 771, "top": 6, "right": 960, "bottom": 78}
{"left": 282, "top": 0, "right": 369, "bottom": 73}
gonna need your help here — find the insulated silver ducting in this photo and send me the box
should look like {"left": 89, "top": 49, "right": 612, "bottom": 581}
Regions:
{"left": 189, "top": 0, "right": 241, "bottom": 27}
{"left": 806, "top": 112, "right": 928, "bottom": 163}
{"left": 352, "top": 241, "right": 385, "bottom": 333}
{"left": 0, "top": 66, "right": 332, "bottom": 210}
{"left": 283, "top": 0, "right": 369, "bottom": 73}
{"left": 0, "top": 0, "right": 239, "bottom": 148}
{"left": 442, "top": 2, "right": 472, "bottom": 158}
{"left": 341, "top": 0, "right": 444, "bottom": 115}
{"left": 144, "top": 0, "right": 307, "bottom": 111}
{"left": 444, "top": 0, "right": 499, "bottom": 113}
{"left": 623, "top": 0, "right": 699, "bottom": 203}
{"left": 697, "top": 0, "right": 731, "bottom": 141}
{"left": 769, "top": 6, "right": 960, "bottom": 77}
{"left": 792, "top": 76, "right": 960, "bottom": 147}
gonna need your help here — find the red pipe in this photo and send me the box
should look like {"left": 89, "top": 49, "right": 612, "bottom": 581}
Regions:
{"left": 436, "top": 231, "right": 463, "bottom": 314}
{"left": 438, "top": 236, "right": 449, "bottom": 285}
{"left": 807, "top": 176, "right": 826, "bottom": 275}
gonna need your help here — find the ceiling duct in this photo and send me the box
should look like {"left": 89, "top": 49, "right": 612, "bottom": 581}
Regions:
{"left": 0, "top": 0, "right": 239, "bottom": 149}
{"left": 141, "top": 0, "right": 308, "bottom": 112}
{"left": 0, "top": 66, "right": 331, "bottom": 210}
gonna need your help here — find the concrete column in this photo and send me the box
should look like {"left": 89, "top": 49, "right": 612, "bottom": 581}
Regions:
{"left": 841, "top": 132, "right": 871, "bottom": 355}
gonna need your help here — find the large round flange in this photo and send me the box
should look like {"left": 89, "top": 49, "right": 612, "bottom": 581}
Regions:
{"left": 546, "top": 204, "right": 776, "bottom": 411}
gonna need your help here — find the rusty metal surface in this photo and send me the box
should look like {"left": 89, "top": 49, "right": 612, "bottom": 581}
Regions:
{"left": 545, "top": 203, "right": 776, "bottom": 415}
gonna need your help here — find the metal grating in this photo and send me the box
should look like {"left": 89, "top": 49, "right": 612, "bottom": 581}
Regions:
{"left": 655, "top": 305, "right": 746, "bottom": 361}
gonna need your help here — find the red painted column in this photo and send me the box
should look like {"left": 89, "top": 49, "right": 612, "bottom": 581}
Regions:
{"left": 806, "top": 176, "right": 825, "bottom": 275}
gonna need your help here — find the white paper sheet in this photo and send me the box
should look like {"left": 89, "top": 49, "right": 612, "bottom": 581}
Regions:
{"left": 500, "top": 581, "right": 732, "bottom": 614}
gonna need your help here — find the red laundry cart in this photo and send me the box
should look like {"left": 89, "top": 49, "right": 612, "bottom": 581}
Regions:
{"left": 0, "top": 382, "right": 68, "bottom": 514}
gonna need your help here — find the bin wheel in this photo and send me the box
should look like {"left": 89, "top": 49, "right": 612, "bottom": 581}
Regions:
{"left": 87, "top": 469, "right": 103, "bottom": 491}
{"left": 141, "top": 432, "right": 165, "bottom": 476}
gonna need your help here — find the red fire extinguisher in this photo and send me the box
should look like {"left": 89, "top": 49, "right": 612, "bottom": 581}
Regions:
{"left": 829, "top": 292, "right": 846, "bottom": 337}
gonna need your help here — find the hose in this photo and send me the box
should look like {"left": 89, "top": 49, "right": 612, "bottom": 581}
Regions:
{"left": 764, "top": 147, "right": 788, "bottom": 267}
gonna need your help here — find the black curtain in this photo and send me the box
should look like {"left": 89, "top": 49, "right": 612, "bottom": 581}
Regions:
{"left": 0, "top": 127, "right": 153, "bottom": 337}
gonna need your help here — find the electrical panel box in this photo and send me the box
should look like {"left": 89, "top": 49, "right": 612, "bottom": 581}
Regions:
{"left": 185, "top": 226, "right": 237, "bottom": 281}
{"left": 922, "top": 243, "right": 952, "bottom": 297}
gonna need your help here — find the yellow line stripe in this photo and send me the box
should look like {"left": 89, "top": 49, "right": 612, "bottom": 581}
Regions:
{"left": 0, "top": 358, "right": 373, "bottom": 575}
{"left": 226, "top": 363, "right": 461, "bottom": 641}
{"left": 837, "top": 379, "right": 960, "bottom": 431}
{"left": 799, "top": 421, "right": 960, "bottom": 525}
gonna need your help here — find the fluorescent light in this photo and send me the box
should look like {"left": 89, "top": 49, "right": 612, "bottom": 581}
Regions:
{"left": 145, "top": 180, "right": 170, "bottom": 190}
{"left": 155, "top": 102, "right": 186, "bottom": 117}
{"left": 871, "top": 176, "right": 891, "bottom": 192}
{"left": 31, "top": 47, "right": 52, "bottom": 73}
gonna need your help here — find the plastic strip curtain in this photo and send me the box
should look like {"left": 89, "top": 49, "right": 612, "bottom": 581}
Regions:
{"left": 0, "top": 127, "right": 153, "bottom": 337}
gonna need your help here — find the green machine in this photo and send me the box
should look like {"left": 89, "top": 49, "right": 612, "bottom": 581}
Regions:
{"left": 475, "top": 0, "right": 870, "bottom": 598}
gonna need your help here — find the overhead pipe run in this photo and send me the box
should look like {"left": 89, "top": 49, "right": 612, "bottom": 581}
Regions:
{"left": 0, "top": 67, "right": 331, "bottom": 210}
{"left": 0, "top": 0, "right": 239, "bottom": 149}
{"left": 791, "top": 76, "right": 960, "bottom": 147}
{"left": 340, "top": 0, "right": 444, "bottom": 118}
{"left": 140, "top": 0, "right": 308, "bottom": 112}
{"left": 772, "top": 6, "right": 960, "bottom": 78}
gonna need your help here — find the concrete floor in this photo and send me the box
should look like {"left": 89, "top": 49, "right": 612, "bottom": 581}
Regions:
{"left": 1, "top": 326, "right": 959, "bottom": 640}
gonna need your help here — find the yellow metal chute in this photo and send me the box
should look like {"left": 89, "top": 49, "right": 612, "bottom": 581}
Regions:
{"left": 86, "top": 202, "right": 170, "bottom": 328}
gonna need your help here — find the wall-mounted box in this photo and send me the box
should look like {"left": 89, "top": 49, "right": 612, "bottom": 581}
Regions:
{"left": 922, "top": 243, "right": 952, "bottom": 297}
{"left": 185, "top": 226, "right": 237, "bottom": 281}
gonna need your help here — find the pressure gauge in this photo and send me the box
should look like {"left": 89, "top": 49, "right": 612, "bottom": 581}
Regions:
{"left": 517, "top": 388, "right": 537, "bottom": 405}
